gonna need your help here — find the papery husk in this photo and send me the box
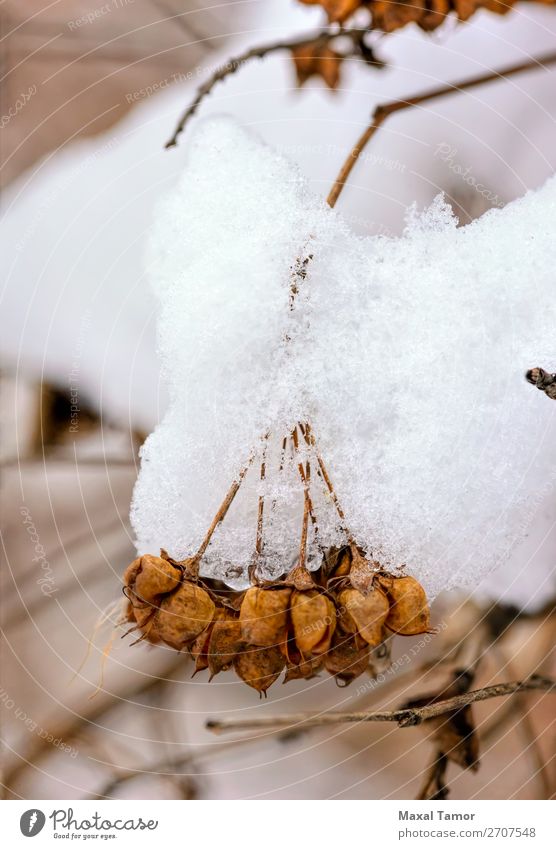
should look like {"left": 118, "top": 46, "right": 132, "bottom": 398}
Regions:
{"left": 324, "top": 633, "right": 370, "bottom": 685}
{"left": 284, "top": 562, "right": 318, "bottom": 591}
{"left": 208, "top": 615, "right": 244, "bottom": 678}
{"left": 291, "top": 590, "right": 336, "bottom": 655}
{"left": 338, "top": 587, "right": 390, "bottom": 646}
{"left": 132, "top": 554, "right": 182, "bottom": 602}
{"left": 239, "top": 587, "right": 292, "bottom": 647}
{"left": 155, "top": 583, "right": 216, "bottom": 649}
{"left": 234, "top": 644, "right": 285, "bottom": 695}
{"left": 348, "top": 548, "right": 380, "bottom": 594}
{"left": 325, "top": 546, "right": 352, "bottom": 588}
{"left": 190, "top": 623, "right": 214, "bottom": 675}
{"left": 381, "top": 575, "right": 431, "bottom": 635}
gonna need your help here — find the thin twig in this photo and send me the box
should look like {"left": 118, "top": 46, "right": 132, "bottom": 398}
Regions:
{"left": 207, "top": 675, "right": 556, "bottom": 733}
{"left": 165, "top": 28, "right": 368, "bottom": 148}
{"left": 194, "top": 462, "right": 251, "bottom": 560}
{"left": 326, "top": 50, "right": 556, "bottom": 208}
{"left": 255, "top": 438, "right": 268, "bottom": 557}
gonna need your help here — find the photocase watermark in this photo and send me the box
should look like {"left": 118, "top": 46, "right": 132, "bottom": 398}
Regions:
{"left": 67, "top": 0, "right": 134, "bottom": 31}
{"left": 20, "top": 506, "right": 57, "bottom": 597}
{"left": 68, "top": 310, "right": 93, "bottom": 433}
{"left": 0, "top": 688, "right": 78, "bottom": 758}
{"left": 1, "top": 85, "right": 37, "bottom": 128}
{"left": 434, "top": 142, "right": 504, "bottom": 209}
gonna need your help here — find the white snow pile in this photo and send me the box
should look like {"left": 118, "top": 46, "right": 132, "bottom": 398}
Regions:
{"left": 131, "top": 116, "right": 556, "bottom": 600}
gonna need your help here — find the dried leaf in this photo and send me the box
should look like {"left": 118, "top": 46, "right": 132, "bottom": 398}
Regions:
{"left": 298, "top": 0, "right": 361, "bottom": 22}
{"left": 291, "top": 41, "right": 343, "bottom": 89}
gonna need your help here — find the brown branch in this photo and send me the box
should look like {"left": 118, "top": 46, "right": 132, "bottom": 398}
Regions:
{"left": 326, "top": 50, "right": 556, "bottom": 208}
{"left": 207, "top": 674, "right": 556, "bottom": 733}
{"left": 165, "top": 28, "right": 369, "bottom": 148}
{"left": 194, "top": 461, "right": 251, "bottom": 560}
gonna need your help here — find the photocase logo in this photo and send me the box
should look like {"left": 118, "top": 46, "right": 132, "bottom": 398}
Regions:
{"left": 20, "top": 809, "right": 46, "bottom": 837}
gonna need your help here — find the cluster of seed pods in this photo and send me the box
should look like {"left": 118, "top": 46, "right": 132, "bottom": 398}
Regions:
{"left": 123, "top": 545, "right": 431, "bottom": 696}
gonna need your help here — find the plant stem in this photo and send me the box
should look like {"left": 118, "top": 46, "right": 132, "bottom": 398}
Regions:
{"left": 195, "top": 462, "right": 251, "bottom": 560}
{"left": 326, "top": 50, "right": 556, "bottom": 208}
{"left": 165, "top": 28, "right": 369, "bottom": 148}
{"left": 207, "top": 675, "right": 556, "bottom": 733}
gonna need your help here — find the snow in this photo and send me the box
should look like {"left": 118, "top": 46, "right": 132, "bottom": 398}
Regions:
{"left": 131, "top": 116, "right": 556, "bottom": 600}
{"left": 2, "top": 0, "right": 555, "bottom": 608}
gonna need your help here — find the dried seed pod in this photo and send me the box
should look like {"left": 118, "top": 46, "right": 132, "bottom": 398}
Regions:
{"left": 133, "top": 604, "right": 157, "bottom": 629}
{"left": 284, "top": 562, "right": 318, "bottom": 591}
{"left": 383, "top": 576, "right": 431, "bottom": 635}
{"left": 239, "top": 587, "right": 291, "bottom": 647}
{"left": 133, "top": 554, "right": 182, "bottom": 603}
{"left": 291, "top": 590, "right": 336, "bottom": 655}
{"left": 190, "top": 620, "right": 217, "bottom": 675}
{"left": 283, "top": 640, "right": 324, "bottom": 682}
{"left": 208, "top": 615, "right": 244, "bottom": 678}
{"left": 325, "top": 546, "right": 352, "bottom": 588}
{"left": 324, "top": 634, "right": 369, "bottom": 686}
{"left": 348, "top": 549, "right": 380, "bottom": 594}
{"left": 234, "top": 645, "right": 285, "bottom": 696}
{"left": 155, "top": 583, "right": 215, "bottom": 649}
{"left": 338, "top": 587, "right": 390, "bottom": 646}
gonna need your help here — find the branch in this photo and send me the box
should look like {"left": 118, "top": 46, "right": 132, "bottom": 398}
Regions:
{"left": 326, "top": 50, "right": 556, "bottom": 207}
{"left": 165, "top": 28, "right": 368, "bottom": 148}
{"left": 207, "top": 674, "right": 556, "bottom": 733}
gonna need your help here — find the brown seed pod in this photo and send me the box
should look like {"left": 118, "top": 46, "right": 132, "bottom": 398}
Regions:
{"left": 324, "top": 633, "right": 369, "bottom": 686}
{"left": 239, "top": 587, "right": 292, "bottom": 647}
{"left": 132, "top": 554, "right": 182, "bottom": 603}
{"left": 337, "top": 587, "right": 390, "bottom": 647}
{"left": 234, "top": 644, "right": 285, "bottom": 696}
{"left": 190, "top": 623, "right": 214, "bottom": 675}
{"left": 208, "top": 615, "right": 244, "bottom": 678}
{"left": 155, "top": 582, "right": 216, "bottom": 649}
{"left": 282, "top": 636, "right": 324, "bottom": 681}
{"left": 291, "top": 590, "right": 336, "bottom": 655}
{"left": 348, "top": 548, "right": 380, "bottom": 594}
{"left": 383, "top": 576, "right": 431, "bottom": 635}
{"left": 325, "top": 546, "right": 352, "bottom": 588}
{"left": 133, "top": 604, "right": 158, "bottom": 629}
{"left": 284, "top": 562, "right": 318, "bottom": 591}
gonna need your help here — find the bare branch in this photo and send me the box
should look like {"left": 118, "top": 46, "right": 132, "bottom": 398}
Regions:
{"left": 207, "top": 674, "right": 556, "bottom": 733}
{"left": 326, "top": 50, "right": 556, "bottom": 208}
{"left": 165, "top": 28, "right": 369, "bottom": 148}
